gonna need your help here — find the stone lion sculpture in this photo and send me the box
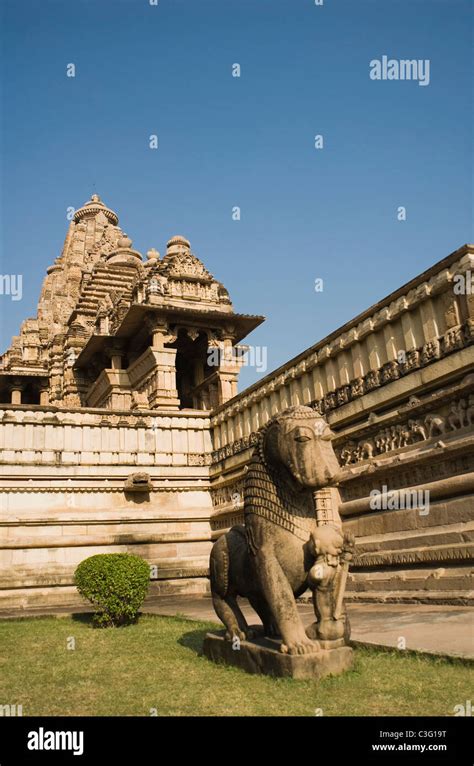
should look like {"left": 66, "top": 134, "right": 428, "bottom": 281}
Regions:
{"left": 209, "top": 405, "right": 353, "bottom": 656}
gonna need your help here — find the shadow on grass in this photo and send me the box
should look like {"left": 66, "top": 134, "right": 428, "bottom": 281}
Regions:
{"left": 71, "top": 612, "right": 145, "bottom": 628}
{"left": 179, "top": 627, "right": 214, "bottom": 656}
{"left": 71, "top": 612, "right": 95, "bottom": 625}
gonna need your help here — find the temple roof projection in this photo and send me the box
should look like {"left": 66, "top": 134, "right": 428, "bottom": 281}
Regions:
{"left": 0, "top": 195, "right": 264, "bottom": 410}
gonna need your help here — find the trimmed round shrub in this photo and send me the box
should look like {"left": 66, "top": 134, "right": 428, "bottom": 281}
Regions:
{"left": 74, "top": 553, "right": 150, "bottom": 627}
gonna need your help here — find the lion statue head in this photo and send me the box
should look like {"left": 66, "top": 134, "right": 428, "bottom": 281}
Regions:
{"left": 258, "top": 405, "right": 340, "bottom": 489}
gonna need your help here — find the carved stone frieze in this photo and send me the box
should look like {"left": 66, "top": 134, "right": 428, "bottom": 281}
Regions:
{"left": 336, "top": 393, "right": 474, "bottom": 466}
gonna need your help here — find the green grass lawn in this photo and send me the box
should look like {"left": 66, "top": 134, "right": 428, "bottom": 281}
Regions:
{"left": 0, "top": 614, "right": 471, "bottom": 716}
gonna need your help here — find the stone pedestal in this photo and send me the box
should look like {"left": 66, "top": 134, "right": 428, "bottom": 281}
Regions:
{"left": 203, "top": 630, "right": 354, "bottom": 680}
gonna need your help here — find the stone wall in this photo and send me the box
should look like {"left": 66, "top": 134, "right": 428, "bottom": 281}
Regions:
{"left": 210, "top": 244, "right": 474, "bottom": 604}
{"left": 0, "top": 407, "right": 212, "bottom": 610}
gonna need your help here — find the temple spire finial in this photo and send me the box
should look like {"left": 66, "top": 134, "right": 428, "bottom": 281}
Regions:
{"left": 73, "top": 194, "right": 119, "bottom": 225}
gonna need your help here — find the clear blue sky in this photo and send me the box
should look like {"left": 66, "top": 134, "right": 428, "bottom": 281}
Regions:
{"left": 1, "top": 0, "right": 472, "bottom": 390}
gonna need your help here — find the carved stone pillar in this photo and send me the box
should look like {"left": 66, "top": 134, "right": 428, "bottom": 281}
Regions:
{"left": 213, "top": 328, "right": 240, "bottom": 406}
{"left": 216, "top": 372, "right": 239, "bottom": 404}
{"left": 39, "top": 385, "right": 50, "bottom": 406}
{"left": 106, "top": 341, "right": 126, "bottom": 371}
{"left": 9, "top": 380, "right": 25, "bottom": 405}
{"left": 145, "top": 315, "right": 180, "bottom": 410}
{"left": 147, "top": 315, "right": 169, "bottom": 350}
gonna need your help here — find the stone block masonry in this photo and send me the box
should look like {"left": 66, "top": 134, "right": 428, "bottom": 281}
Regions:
{"left": 0, "top": 408, "right": 213, "bottom": 609}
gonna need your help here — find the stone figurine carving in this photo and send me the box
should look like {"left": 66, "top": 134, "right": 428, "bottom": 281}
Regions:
{"left": 467, "top": 395, "right": 474, "bottom": 426}
{"left": 208, "top": 405, "right": 354, "bottom": 663}
{"left": 424, "top": 412, "right": 446, "bottom": 438}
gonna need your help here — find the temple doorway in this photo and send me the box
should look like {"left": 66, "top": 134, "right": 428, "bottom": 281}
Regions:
{"left": 171, "top": 329, "right": 212, "bottom": 409}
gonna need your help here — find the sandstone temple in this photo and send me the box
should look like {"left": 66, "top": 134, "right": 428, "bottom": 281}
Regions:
{"left": 0, "top": 195, "right": 473, "bottom": 610}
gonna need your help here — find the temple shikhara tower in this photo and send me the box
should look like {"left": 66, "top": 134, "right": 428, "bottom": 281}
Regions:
{"left": 0, "top": 195, "right": 263, "bottom": 411}
{"left": 0, "top": 195, "right": 473, "bottom": 612}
